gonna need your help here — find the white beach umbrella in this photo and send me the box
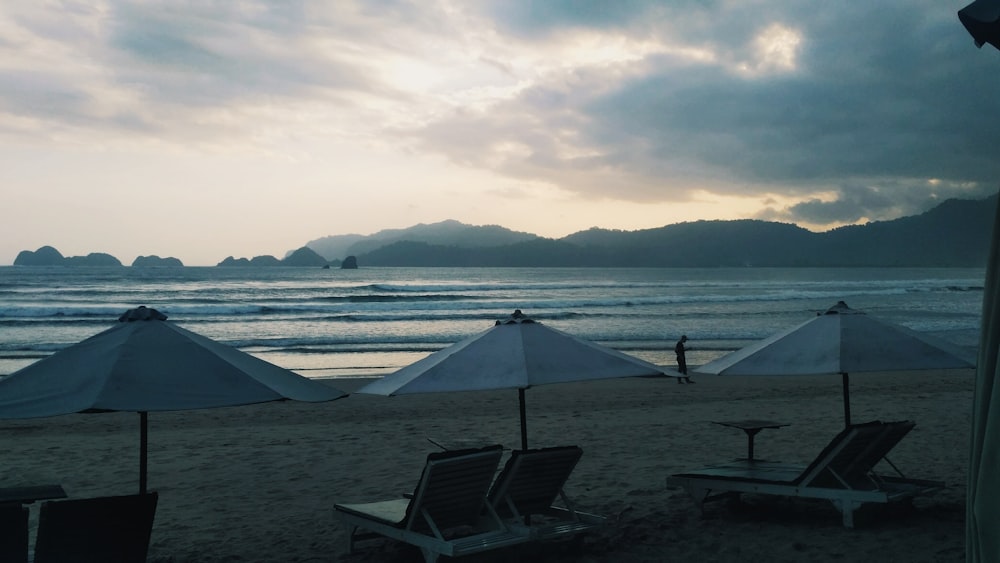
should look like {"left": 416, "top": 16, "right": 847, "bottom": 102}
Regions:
{"left": 960, "top": 0, "right": 1000, "bottom": 49}
{"left": 357, "top": 310, "right": 667, "bottom": 449}
{"left": 0, "top": 306, "right": 347, "bottom": 493}
{"left": 968, "top": 194, "right": 1000, "bottom": 562}
{"left": 958, "top": 2, "right": 1000, "bottom": 559}
{"left": 695, "top": 300, "right": 976, "bottom": 426}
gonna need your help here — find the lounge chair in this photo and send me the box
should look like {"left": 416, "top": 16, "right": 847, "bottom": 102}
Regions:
{"left": 0, "top": 503, "right": 29, "bottom": 563}
{"left": 333, "top": 445, "right": 529, "bottom": 563}
{"left": 487, "top": 445, "right": 605, "bottom": 540}
{"left": 33, "top": 492, "right": 158, "bottom": 563}
{"left": 665, "top": 420, "right": 944, "bottom": 528}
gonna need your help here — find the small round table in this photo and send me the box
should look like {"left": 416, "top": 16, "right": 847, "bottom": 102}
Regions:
{"left": 712, "top": 419, "right": 790, "bottom": 461}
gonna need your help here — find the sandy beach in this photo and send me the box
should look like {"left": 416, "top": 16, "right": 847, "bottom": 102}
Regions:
{"left": 0, "top": 368, "right": 973, "bottom": 562}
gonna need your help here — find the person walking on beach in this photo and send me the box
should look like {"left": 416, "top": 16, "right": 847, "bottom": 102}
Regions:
{"left": 675, "top": 335, "right": 692, "bottom": 383}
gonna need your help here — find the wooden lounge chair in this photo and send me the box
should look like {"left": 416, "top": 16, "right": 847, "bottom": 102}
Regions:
{"left": 487, "top": 445, "right": 605, "bottom": 540}
{"left": 333, "top": 445, "right": 529, "bottom": 563}
{"left": 34, "top": 492, "right": 158, "bottom": 563}
{"left": 666, "top": 420, "right": 944, "bottom": 528}
{"left": 0, "top": 503, "right": 29, "bottom": 563}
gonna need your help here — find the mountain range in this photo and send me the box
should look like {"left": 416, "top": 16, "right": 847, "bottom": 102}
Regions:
{"left": 12, "top": 194, "right": 997, "bottom": 268}
{"left": 307, "top": 194, "right": 997, "bottom": 268}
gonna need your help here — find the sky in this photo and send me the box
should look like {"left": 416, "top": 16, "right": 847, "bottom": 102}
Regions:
{"left": 2, "top": 1, "right": 999, "bottom": 266}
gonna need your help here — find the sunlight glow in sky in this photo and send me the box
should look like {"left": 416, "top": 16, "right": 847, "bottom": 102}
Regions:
{"left": 1, "top": 1, "right": 997, "bottom": 265}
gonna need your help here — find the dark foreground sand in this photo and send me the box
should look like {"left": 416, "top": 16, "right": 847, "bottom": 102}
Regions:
{"left": 0, "top": 369, "right": 973, "bottom": 562}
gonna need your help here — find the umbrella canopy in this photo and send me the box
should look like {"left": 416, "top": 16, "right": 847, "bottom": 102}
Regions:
{"left": 0, "top": 306, "right": 347, "bottom": 492}
{"left": 960, "top": 0, "right": 1000, "bottom": 50}
{"left": 358, "top": 310, "right": 666, "bottom": 449}
{"left": 958, "top": 6, "right": 1000, "bottom": 558}
{"left": 695, "top": 301, "right": 976, "bottom": 425}
{"left": 968, "top": 194, "right": 1000, "bottom": 562}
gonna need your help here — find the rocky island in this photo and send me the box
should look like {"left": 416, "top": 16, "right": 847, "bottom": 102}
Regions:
{"left": 14, "top": 246, "right": 126, "bottom": 267}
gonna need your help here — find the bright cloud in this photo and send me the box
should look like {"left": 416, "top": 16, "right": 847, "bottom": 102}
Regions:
{"left": 745, "top": 23, "right": 802, "bottom": 74}
{"left": 1, "top": 0, "right": 997, "bottom": 265}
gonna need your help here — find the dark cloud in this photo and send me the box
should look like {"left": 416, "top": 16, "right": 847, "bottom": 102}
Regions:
{"left": 479, "top": 0, "right": 684, "bottom": 34}
{"left": 755, "top": 179, "right": 996, "bottom": 226}
{"left": 411, "top": 1, "right": 1000, "bottom": 224}
{"left": 587, "top": 3, "right": 1000, "bottom": 188}
{"left": 106, "top": 3, "right": 382, "bottom": 106}
{"left": 2, "top": 0, "right": 997, "bottom": 228}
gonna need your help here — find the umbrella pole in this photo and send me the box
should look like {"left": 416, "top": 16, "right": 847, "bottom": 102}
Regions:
{"left": 518, "top": 388, "right": 533, "bottom": 526}
{"left": 842, "top": 373, "right": 851, "bottom": 427}
{"left": 519, "top": 388, "right": 528, "bottom": 450}
{"left": 139, "top": 411, "right": 148, "bottom": 494}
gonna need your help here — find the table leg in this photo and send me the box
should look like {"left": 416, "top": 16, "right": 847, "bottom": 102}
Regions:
{"left": 745, "top": 428, "right": 763, "bottom": 461}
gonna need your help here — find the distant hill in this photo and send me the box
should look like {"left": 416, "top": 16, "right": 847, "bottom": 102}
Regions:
{"left": 307, "top": 219, "right": 540, "bottom": 261}
{"left": 357, "top": 238, "right": 592, "bottom": 267}
{"left": 14, "top": 246, "right": 125, "bottom": 267}
{"left": 132, "top": 255, "right": 184, "bottom": 267}
{"left": 11, "top": 195, "right": 996, "bottom": 268}
{"left": 343, "top": 194, "right": 997, "bottom": 268}
{"left": 14, "top": 247, "right": 186, "bottom": 267}
{"left": 559, "top": 220, "right": 819, "bottom": 267}
{"left": 303, "top": 233, "right": 367, "bottom": 263}
{"left": 816, "top": 196, "right": 997, "bottom": 266}
{"left": 217, "top": 247, "right": 335, "bottom": 267}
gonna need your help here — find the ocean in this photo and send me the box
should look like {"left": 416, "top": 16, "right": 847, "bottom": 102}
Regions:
{"left": 0, "top": 266, "right": 986, "bottom": 378}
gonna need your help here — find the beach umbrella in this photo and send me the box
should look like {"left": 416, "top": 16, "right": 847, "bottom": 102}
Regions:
{"left": 958, "top": 3, "right": 1000, "bottom": 559}
{"left": 968, "top": 193, "right": 1000, "bottom": 562}
{"left": 695, "top": 301, "right": 976, "bottom": 427}
{"left": 960, "top": 0, "right": 1000, "bottom": 50}
{"left": 0, "top": 306, "right": 347, "bottom": 493}
{"left": 357, "top": 310, "right": 667, "bottom": 450}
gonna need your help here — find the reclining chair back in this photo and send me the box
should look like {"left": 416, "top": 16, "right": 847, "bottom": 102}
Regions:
{"left": 34, "top": 492, "right": 158, "bottom": 563}
{"left": 488, "top": 446, "right": 583, "bottom": 519}
{"left": 0, "top": 503, "right": 29, "bottom": 563}
{"left": 797, "top": 421, "right": 915, "bottom": 490}
{"left": 404, "top": 445, "right": 504, "bottom": 535}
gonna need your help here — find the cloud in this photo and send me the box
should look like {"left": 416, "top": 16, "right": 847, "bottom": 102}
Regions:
{"left": 106, "top": 2, "right": 380, "bottom": 102}
{"left": 2, "top": 0, "right": 997, "bottom": 232}
{"left": 408, "top": 1, "right": 1000, "bottom": 222}
{"left": 478, "top": 0, "right": 676, "bottom": 34}
{"left": 755, "top": 178, "right": 996, "bottom": 227}
{"left": 0, "top": 1, "right": 417, "bottom": 147}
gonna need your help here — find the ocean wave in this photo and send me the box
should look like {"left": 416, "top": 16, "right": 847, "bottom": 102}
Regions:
{"left": 362, "top": 277, "right": 984, "bottom": 294}
{"left": 318, "top": 294, "right": 487, "bottom": 303}
{"left": 0, "top": 268, "right": 984, "bottom": 374}
{"left": 0, "top": 282, "right": 981, "bottom": 322}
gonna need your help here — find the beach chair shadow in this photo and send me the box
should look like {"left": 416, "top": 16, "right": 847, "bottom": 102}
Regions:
{"left": 333, "top": 445, "right": 529, "bottom": 563}
{"left": 487, "top": 445, "right": 605, "bottom": 540}
{"left": 33, "top": 492, "right": 158, "bottom": 563}
{"left": 666, "top": 420, "right": 944, "bottom": 528}
{"left": 0, "top": 503, "right": 29, "bottom": 563}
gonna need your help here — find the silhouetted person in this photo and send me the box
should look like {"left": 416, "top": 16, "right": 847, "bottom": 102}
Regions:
{"left": 675, "top": 335, "right": 692, "bottom": 383}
